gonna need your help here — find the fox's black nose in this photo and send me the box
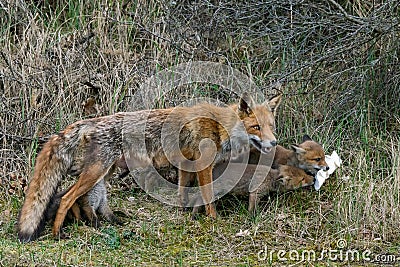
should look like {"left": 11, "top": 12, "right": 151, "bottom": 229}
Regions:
{"left": 325, "top": 166, "right": 330, "bottom": 171}
{"left": 270, "top": 140, "right": 277, "bottom": 147}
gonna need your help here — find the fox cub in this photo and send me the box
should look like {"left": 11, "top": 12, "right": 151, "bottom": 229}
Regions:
{"left": 46, "top": 179, "right": 123, "bottom": 228}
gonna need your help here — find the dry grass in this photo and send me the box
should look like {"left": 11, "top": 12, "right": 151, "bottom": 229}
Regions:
{"left": 1, "top": 0, "right": 399, "bottom": 265}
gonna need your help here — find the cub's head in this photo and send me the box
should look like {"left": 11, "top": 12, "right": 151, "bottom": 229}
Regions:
{"left": 237, "top": 92, "right": 282, "bottom": 154}
{"left": 277, "top": 165, "right": 315, "bottom": 191}
{"left": 291, "top": 135, "right": 329, "bottom": 175}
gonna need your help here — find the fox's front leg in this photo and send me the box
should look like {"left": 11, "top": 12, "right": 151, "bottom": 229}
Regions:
{"left": 52, "top": 162, "right": 110, "bottom": 238}
{"left": 53, "top": 185, "right": 95, "bottom": 238}
{"left": 197, "top": 166, "right": 217, "bottom": 218}
{"left": 178, "top": 169, "right": 195, "bottom": 208}
{"left": 248, "top": 191, "right": 260, "bottom": 215}
{"left": 79, "top": 196, "right": 100, "bottom": 228}
{"left": 69, "top": 202, "right": 82, "bottom": 221}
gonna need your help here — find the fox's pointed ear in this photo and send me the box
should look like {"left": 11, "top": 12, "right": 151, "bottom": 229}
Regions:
{"left": 277, "top": 176, "right": 290, "bottom": 187}
{"left": 302, "top": 134, "right": 312, "bottom": 142}
{"left": 238, "top": 92, "right": 255, "bottom": 115}
{"left": 263, "top": 94, "right": 282, "bottom": 116}
{"left": 291, "top": 144, "right": 306, "bottom": 154}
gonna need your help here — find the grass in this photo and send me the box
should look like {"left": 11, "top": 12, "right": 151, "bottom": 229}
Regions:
{"left": 1, "top": 0, "right": 400, "bottom": 266}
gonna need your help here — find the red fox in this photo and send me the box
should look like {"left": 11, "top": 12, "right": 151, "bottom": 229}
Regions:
{"left": 17, "top": 92, "right": 281, "bottom": 242}
{"left": 190, "top": 163, "right": 315, "bottom": 215}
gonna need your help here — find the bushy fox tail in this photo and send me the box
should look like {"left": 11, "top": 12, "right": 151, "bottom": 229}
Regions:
{"left": 17, "top": 133, "right": 76, "bottom": 242}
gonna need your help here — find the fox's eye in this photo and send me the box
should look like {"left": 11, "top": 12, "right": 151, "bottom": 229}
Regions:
{"left": 314, "top": 158, "right": 321, "bottom": 162}
{"left": 252, "top": 125, "right": 260, "bottom": 131}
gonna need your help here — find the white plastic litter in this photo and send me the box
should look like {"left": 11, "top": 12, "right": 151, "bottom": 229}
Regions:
{"left": 314, "top": 151, "right": 342, "bottom": 190}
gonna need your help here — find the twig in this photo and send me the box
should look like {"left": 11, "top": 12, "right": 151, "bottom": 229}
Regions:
{"left": 327, "top": 0, "right": 365, "bottom": 25}
{"left": 326, "top": 0, "right": 388, "bottom": 34}
{"left": 0, "top": 131, "right": 49, "bottom": 145}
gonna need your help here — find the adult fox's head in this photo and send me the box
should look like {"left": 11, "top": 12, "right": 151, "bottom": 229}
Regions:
{"left": 237, "top": 93, "right": 282, "bottom": 154}
{"left": 291, "top": 135, "right": 329, "bottom": 175}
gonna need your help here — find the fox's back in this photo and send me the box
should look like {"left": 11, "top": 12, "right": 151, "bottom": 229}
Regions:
{"left": 212, "top": 162, "right": 278, "bottom": 196}
{"left": 272, "top": 145, "right": 292, "bottom": 167}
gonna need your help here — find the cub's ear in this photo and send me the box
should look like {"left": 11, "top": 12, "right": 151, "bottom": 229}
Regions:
{"left": 263, "top": 94, "right": 282, "bottom": 116}
{"left": 238, "top": 92, "right": 255, "bottom": 115}
{"left": 277, "top": 176, "right": 290, "bottom": 187}
{"left": 302, "top": 134, "right": 312, "bottom": 142}
{"left": 291, "top": 144, "right": 307, "bottom": 155}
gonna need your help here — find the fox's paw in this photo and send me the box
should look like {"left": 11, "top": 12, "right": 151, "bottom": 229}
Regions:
{"left": 190, "top": 205, "right": 205, "bottom": 220}
{"left": 110, "top": 214, "right": 125, "bottom": 226}
{"left": 205, "top": 203, "right": 218, "bottom": 219}
{"left": 54, "top": 229, "right": 70, "bottom": 241}
{"left": 113, "top": 210, "right": 129, "bottom": 225}
{"left": 191, "top": 212, "right": 203, "bottom": 221}
{"left": 87, "top": 218, "right": 101, "bottom": 228}
{"left": 178, "top": 206, "right": 191, "bottom": 213}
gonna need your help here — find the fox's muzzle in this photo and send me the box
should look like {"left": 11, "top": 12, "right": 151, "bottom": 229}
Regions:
{"left": 250, "top": 136, "right": 277, "bottom": 154}
{"left": 315, "top": 165, "right": 330, "bottom": 171}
